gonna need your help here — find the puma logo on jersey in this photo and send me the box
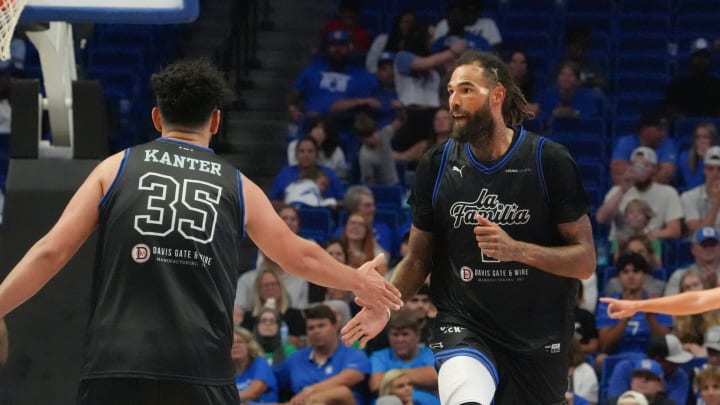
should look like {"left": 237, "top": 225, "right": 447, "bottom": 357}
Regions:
{"left": 452, "top": 165, "right": 465, "bottom": 177}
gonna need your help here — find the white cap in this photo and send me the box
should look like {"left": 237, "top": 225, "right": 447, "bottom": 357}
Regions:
{"left": 618, "top": 390, "right": 649, "bottom": 405}
{"left": 630, "top": 146, "right": 657, "bottom": 164}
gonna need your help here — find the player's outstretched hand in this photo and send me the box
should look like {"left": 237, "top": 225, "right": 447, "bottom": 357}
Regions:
{"left": 353, "top": 253, "right": 403, "bottom": 311}
{"left": 599, "top": 297, "right": 639, "bottom": 319}
{"left": 473, "top": 215, "right": 521, "bottom": 262}
{"left": 341, "top": 306, "right": 389, "bottom": 349}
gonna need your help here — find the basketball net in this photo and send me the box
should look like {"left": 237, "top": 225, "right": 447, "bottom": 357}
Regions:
{"left": 0, "top": 0, "right": 28, "bottom": 61}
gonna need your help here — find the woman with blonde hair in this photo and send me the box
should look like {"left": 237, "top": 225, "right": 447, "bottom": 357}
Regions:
{"left": 241, "top": 268, "right": 305, "bottom": 347}
{"left": 379, "top": 369, "right": 415, "bottom": 405}
{"left": 340, "top": 213, "right": 388, "bottom": 275}
{"left": 232, "top": 327, "right": 278, "bottom": 403}
{"left": 678, "top": 121, "right": 719, "bottom": 189}
{"left": 673, "top": 269, "right": 720, "bottom": 356}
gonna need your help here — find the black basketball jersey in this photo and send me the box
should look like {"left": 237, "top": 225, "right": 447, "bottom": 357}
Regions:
{"left": 82, "top": 138, "right": 245, "bottom": 385}
{"left": 413, "top": 128, "right": 589, "bottom": 353}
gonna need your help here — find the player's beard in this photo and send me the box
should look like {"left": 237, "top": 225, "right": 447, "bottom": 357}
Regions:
{"left": 450, "top": 99, "right": 496, "bottom": 148}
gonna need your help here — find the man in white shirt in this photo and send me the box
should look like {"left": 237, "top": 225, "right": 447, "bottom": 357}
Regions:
{"left": 681, "top": 145, "right": 720, "bottom": 234}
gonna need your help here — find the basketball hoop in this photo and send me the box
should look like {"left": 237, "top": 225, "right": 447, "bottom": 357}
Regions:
{"left": 0, "top": 0, "right": 28, "bottom": 61}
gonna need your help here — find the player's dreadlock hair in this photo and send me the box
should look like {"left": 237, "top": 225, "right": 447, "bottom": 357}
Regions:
{"left": 453, "top": 50, "right": 534, "bottom": 126}
{"left": 150, "top": 58, "right": 234, "bottom": 128}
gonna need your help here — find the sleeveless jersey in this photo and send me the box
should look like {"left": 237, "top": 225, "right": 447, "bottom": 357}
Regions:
{"left": 82, "top": 138, "right": 245, "bottom": 385}
{"left": 427, "top": 130, "right": 578, "bottom": 353}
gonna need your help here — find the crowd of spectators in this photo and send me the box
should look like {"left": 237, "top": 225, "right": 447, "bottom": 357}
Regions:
{"left": 232, "top": 0, "right": 720, "bottom": 403}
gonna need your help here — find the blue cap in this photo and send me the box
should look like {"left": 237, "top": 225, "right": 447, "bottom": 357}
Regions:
{"left": 378, "top": 51, "right": 395, "bottom": 65}
{"left": 326, "top": 30, "right": 350, "bottom": 43}
{"left": 631, "top": 359, "right": 663, "bottom": 380}
{"left": 694, "top": 226, "right": 720, "bottom": 244}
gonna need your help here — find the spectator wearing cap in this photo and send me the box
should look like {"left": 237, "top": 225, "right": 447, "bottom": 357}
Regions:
{"left": 665, "top": 227, "right": 720, "bottom": 296}
{"left": 371, "top": 51, "right": 401, "bottom": 129}
{"left": 321, "top": 0, "right": 370, "bottom": 54}
{"left": 677, "top": 122, "right": 719, "bottom": 190}
{"left": 597, "top": 253, "right": 673, "bottom": 360}
{"left": 682, "top": 146, "right": 720, "bottom": 234}
{"left": 287, "top": 29, "right": 377, "bottom": 123}
{"left": 615, "top": 390, "right": 649, "bottom": 405}
{"left": 605, "top": 359, "right": 678, "bottom": 405}
{"left": 705, "top": 326, "right": 720, "bottom": 367}
{"left": 666, "top": 37, "right": 720, "bottom": 119}
{"left": 597, "top": 146, "right": 683, "bottom": 243}
{"left": 607, "top": 334, "right": 691, "bottom": 405}
{"left": 611, "top": 112, "right": 678, "bottom": 186}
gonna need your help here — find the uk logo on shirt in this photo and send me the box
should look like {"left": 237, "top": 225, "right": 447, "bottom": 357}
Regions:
{"left": 319, "top": 72, "right": 351, "bottom": 93}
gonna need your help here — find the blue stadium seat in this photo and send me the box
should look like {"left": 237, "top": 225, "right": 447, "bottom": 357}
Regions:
{"left": 369, "top": 184, "right": 405, "bottom": 213}
{"left": 296, "top": 207, "right": 333, "bottom": 244}
{"left": 551, "top": 117, "right": 607, "bottom": 139}
{"left": 564, "top": 0, "right": 614, "bottom": 15}
{"left": 615, "top": 34, "right": 672, "bottom": 56}
{"left": 618, "top": 0, "right": 673, "bottom": 13}
{"left": 375, "top": 208, "right": 400, "bottom": 231}
{"left": 662, "top": 239, "right": 693, "bottom": 270}
{"left": 552, "top": 134, "right": 607, "bottom": 163}
{"left": 677, "top": 0, "right": 720, "bottom": 13}
{"left": 618, "top": 14, "right": 671, "bottom": 35}
{"left": 578, "top": 160, "right": 607, "bottom": 186}
{"left": 613, "top": 72, "right": 669, "bottom": 99}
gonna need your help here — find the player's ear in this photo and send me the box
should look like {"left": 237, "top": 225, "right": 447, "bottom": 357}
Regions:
{"left": 209, "top": 109, "right": 221, "bottom": 135}
{"left": 492, "top": 85, "right": 505, "bottom": 105}
{"left": 151, "top": 107, "right": 163, "bottom": 132}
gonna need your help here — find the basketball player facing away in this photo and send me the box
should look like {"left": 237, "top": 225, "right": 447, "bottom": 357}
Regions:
{"left": 342, "top": 51, "right": 596, "bottom": 405}
{"left": 0, "top": 59, "right": 402, "bottom": 405}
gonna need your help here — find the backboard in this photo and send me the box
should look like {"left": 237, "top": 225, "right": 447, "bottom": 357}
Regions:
{"left": 20, "top": 0, "right": 199, "bottom": 24}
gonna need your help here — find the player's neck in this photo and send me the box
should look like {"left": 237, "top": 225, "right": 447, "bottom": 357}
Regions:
{"left": 162, "top": 130, "right": 211, "bottom": 148}
{"left": 468, "top": 126, "right": 514, "bottom": 161}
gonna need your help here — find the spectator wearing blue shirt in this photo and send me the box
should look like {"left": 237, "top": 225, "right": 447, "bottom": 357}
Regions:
{"left": 605, "top": 361, "right": 677, "bottom": 405}
{"left": 369, "top": 308, "right": 439, "bottom": 405}
{"left": 607, "top": 334, "right": 692, "bottom": 405}
{"left": 611, "top": 113, "right": 677, "bottom": 186}
{"left": 274, "top": 305, "right": 370, "bottom": 405}
{"left": 270, "top": 136, "right": 345, "bottom": 203}
{"left": 537, "top": 60, "right": 601, "bottom": 130}
{"left": 597, "top": 253, "right": 673, "bottom": 360}
{"left": 288, "top": 30, "right": 377, "bottom": 119}
{"left": 233, "top": 327, "right": 279, "bottom": 403}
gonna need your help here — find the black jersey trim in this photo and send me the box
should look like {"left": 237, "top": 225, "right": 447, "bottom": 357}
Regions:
{"left": 99, "top": 148, "right": 130, "bottom": 208}
{"left": 155, "top": 137, "right": 215, "bottom": 152}
{"left": 435, "top": 348, "right": 499, "bottom": 386}
{"left": 432, "top": 139, "right": 454, "bottom": 209}
{"left": 464, "top": 126, "right": 527, "bottom": 174}
{"left": 536, "top": 137, "right": 550, "bottom": 204}
{"left": 237, "top": 170, "right": 246, "bottom": 239}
